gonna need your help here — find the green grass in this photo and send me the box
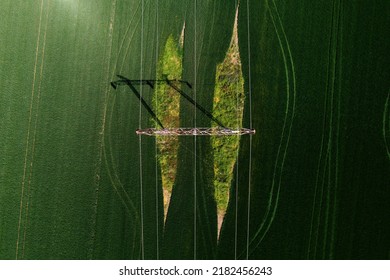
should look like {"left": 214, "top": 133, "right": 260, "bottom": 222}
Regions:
{"left": 154, "top": 18, "right": 245, "bottom": 219}
{"left": 212, "top": 14, "right": 245, "bottom": 215}
{"left": 153, "top": 34, "right": 183, "bottom": 214}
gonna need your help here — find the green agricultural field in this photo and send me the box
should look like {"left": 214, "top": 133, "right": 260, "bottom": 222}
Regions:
{"left": 0, "top": 0, "right": 388, "bottom": 260}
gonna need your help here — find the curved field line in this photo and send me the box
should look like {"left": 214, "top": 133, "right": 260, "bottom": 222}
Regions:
{"left": 103, "top": 93, "right": 141, "bottom": 251}
{"left": 103, "top": 1, "right": 155, "bottom": 258}
{"left": 240, "top": 0, "right": 296, "bottom": 258}
{"left": 102, "top": 0, "right": 141, "bottom": 182}
{"left": 90, "top": 0, "right": 117, "bottom": 258}
{"left": 306, "top": 0, "right": 343, "bottom": 258}
{"left": 104, "top": 2, "right": 142, "bottom": 194}
{"left": 103, "top": 1, "right": 142, "bottom": 215}
{"left": 321, "top": 1, "right": 342, "bottom": 258}
{"left": 16, "top": 0, "right": 52, "bottom": 259}
{"left": 113, "top": 3, "right": 142, "bottom": 79}
{"left": 21, "top": 0, "right": 51, "bottom": 259}
{"left": 97, "top": 0, "right": 145, "bottom": 258}
{"left": 16, "top": 0, "right": 46, "bottom": 260}
{"left": 88, "top": 0, "right": 116, "bottom": 259}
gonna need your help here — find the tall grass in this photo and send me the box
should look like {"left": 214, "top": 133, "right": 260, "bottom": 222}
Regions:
{"left": 154, "top": 20, "right": 245, "bottom": 225}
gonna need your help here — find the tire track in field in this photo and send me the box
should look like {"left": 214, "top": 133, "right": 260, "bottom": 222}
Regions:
{"left": 89, "top": 0, "right": 117, "bottom": 259}
{"left": 16, "top": 0, "right": 50, "bottom": 260}
{"left": 307, "top": 0, "right": 342, "bottom": 259}
{"left": 98, "top": 0, "right": 146, "bottom": 258}
{"left": 111, "top": 0, "right": 146, "bottom": 258}
{"left": 240, "top": 0, "right": 296, "bottom": 258}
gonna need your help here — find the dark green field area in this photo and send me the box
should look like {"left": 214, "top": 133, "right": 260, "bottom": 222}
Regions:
{"left": 0, "top": 0, "right": 388, "bottom": 260}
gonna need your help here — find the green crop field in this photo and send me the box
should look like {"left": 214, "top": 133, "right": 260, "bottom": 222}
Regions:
{"left": 0, "top": 0, "right": 388, "bottom": 260}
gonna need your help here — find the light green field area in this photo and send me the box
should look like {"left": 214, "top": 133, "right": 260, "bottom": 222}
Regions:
{"left": 154, "top": 21, "right": 245, "bottom": 220}
{"left": 1, "top": 0, "right": 388, "bottom": 260}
